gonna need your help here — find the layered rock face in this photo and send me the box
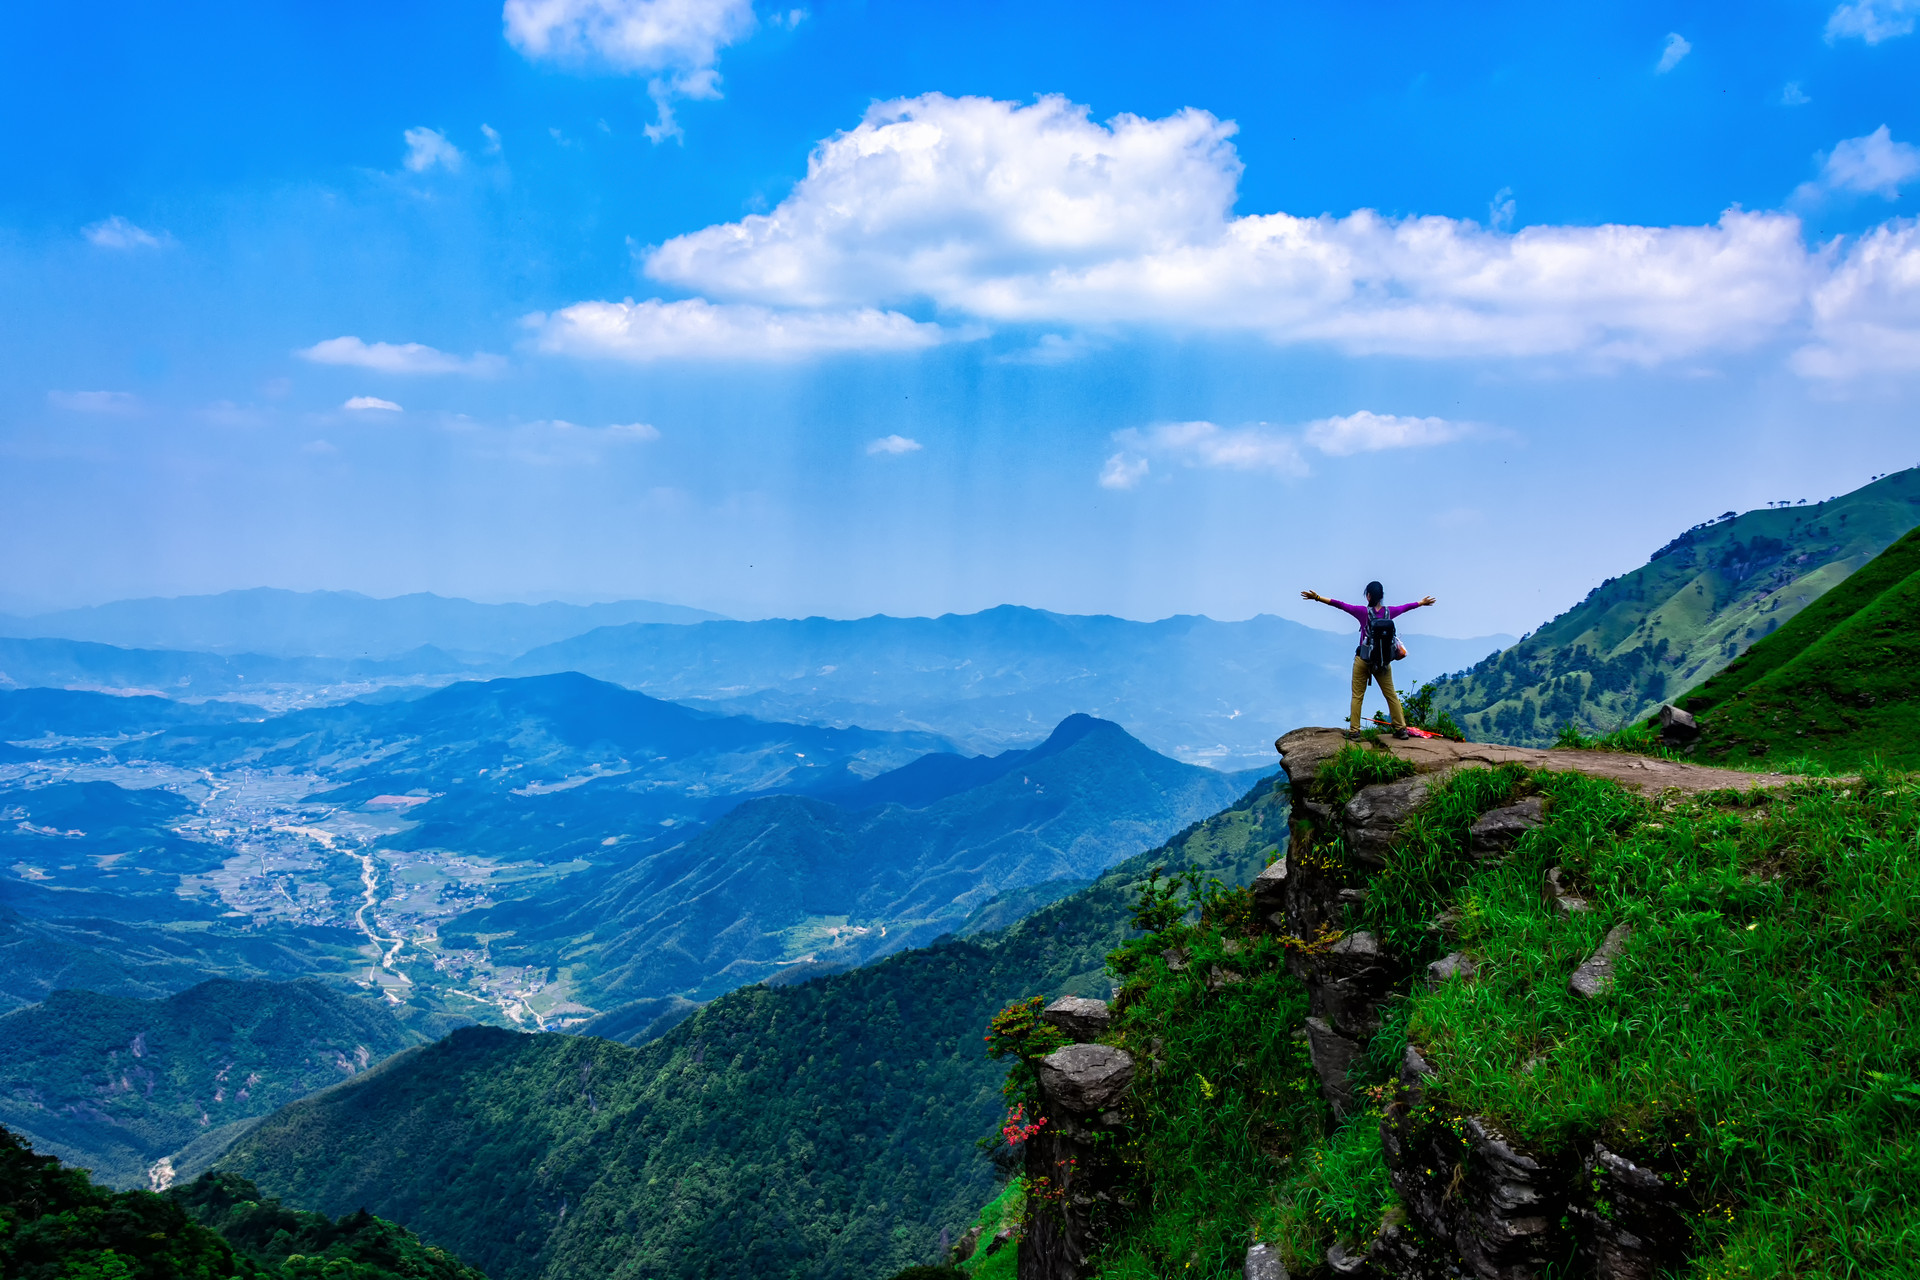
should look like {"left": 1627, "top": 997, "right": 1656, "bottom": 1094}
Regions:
{"left": 1018, "top": 1009, "right": 1136, "bottom": 1280}
{"left": 1264, "top": 728, "right": 1696, "bottom": 1280}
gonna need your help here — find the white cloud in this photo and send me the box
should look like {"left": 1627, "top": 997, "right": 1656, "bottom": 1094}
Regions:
{"left": 1656, "top": 32, "right": 1692, "bottom": 73}
{"left": 524, "top": 297, "right": 958, "bottom": 360}
{"left": 481, "top": 124, "right": 503, "bottom": 154}
{"left": 47, "top": 390, "right": 139, "bottom": 413}
{"left": 404, "top": 127, "right": 463, "bottom": 173}
{"left": 1795, "top": 126, "right": 1920, "bottom": 202}
{"left": 1793, "top": 220, "right": 1920, "bottom": 376}
{"left": 1099, "top": 453, "right": 1150, "bottom": 490}
{"left": 298, "top": 336, "right": 505, "bottom": 376}
{"left": 344, "top": 396, "right": 404, "bottom": 412}
{"left": 82, "top": 216, "right": 169, "bottom": 250}
{"left": 503, "top": 0, "right": 755, "bottom": 142}
{"left": 1781, "top": 82, "right": 1811, "bottom": 106}
{"left": 1112, "top": 421, "right": 1309, "bottom": 479}
{"left": 605, "top": 421, "right": 662, "bottom": 440}
{"left": 1826, "top": 0, "right": 1917, "bottom": 43}
{"left": 866, "top": 434, "right": 922, "bottom": 455}
{"left": 1303, "top": 410, "right": 1470, "bottom": 455}
{"left": 637, "top": 93, "right": 1813, "bottom": 365}
{"left": 1487, "top": 187, "right": 1515, "bottom": 231}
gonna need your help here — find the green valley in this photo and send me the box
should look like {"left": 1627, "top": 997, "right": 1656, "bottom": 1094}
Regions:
{"left": 209, "top": 776, "right": 1289, "bottom": 1280}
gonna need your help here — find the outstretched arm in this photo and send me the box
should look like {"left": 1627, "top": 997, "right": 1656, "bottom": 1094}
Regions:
{"left": 1300, "top": 590, "right": 1332, "bottom": 605}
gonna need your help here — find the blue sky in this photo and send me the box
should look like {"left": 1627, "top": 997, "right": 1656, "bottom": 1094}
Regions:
{"left": 2, "top": 0, "right": 1918, "bottom": 637}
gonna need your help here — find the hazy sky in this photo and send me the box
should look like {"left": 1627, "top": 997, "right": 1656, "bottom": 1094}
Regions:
{"left": 3, "top": 0, "right": 1917, "bottom": 636}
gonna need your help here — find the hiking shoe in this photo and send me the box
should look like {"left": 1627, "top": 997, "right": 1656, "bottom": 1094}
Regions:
{"left": 1344, "top": 729, "right": 1364, "bottom": 740}
{"left": 1393, "top": 728, "right": 1411, "bottom": 739}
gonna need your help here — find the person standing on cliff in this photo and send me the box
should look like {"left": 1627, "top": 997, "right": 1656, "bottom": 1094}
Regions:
{"left": 1300, "top": 582, "right": 1437, "bottom": 738}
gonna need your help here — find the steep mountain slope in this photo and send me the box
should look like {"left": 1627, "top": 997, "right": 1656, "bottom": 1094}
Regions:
{"left": 0, "top": 978, "right": 423, "bottom": 1190}
{"left": 1429, "top": 467, "right": 1920, "bottom": 745}
{"left": 0, "top": 587, "right": 721, "bottom": 659}
{"left": 1682, "top": 523, "right": 1920, "bottom": 769}
{"left": 510, "top": 606, "right": 1509, "bottom": 767}
{"left": 464, "top": 715, "right": 1268, "bottom": 1006}
{"left": 214, "top": 776, "right": 1290, "bottom": 1280}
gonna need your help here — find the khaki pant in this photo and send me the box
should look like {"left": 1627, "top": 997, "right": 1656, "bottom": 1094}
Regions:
{"left": 1350, "top": 655, "right": 1405, "bottom": 731}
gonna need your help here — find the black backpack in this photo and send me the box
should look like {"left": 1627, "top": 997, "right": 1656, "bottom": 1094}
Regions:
{"left": 1360, "top": 607, "right": 1397, "bottom": 668}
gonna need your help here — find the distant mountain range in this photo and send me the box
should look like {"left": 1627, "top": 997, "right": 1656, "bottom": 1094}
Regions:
{"left": 0, "top": 588, "right": 723, "bottom": 660}
{"left": 3, "top": 600, "right": 1511, "bottom": 766}
{"left": 1431, "top": 467, "right": 1920, "bottom": 745}
{"left": 506, "top": 607, "right": 1511, "bottom": 766}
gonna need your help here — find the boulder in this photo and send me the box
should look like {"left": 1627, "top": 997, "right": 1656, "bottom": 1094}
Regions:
{"left": 1344, "top": 775, "right": 1433, "bottom": 866}
{"left": 951, "top": 1225, "right": 982, "bottom": 1263}
{"left": 1304, "top": 1017, "right": 1363, "bottom": 1119}
{"left": 1243, "top": 1242, "right": 1289, "bottom": 1280}
{"left": 1036, "top": 1043, "right": 1135, "bottom": 1114}
{"left": 1425, "top": 952, "right": 1477, "bottom": 989}
{"left": 985, "top": 1227, "right": 1013, "bottom": 1256}
{"left": 1040, "top": 996, "right": 1112, "bottom": 1043}
{"left": 1652, "top": 704, "right": 1700, "bottom": 744}
{"left": 1569, "top": 923, "right": 1633, "bottom": 1000}
{"left": 1275, "top": 727, "right": 1351, "bottom": 788}
{"left": 1469, "top": 796, "right": 1546, "bottom": 860}
{"left": 1251, "top": 856, "right": 1289, "bottom": 904}
{"left": 1326, "top": 1240, "right": 1368, "bottom": 1276}
{"left": 1544, "top": 867, "right": 1590, "bottom": 917}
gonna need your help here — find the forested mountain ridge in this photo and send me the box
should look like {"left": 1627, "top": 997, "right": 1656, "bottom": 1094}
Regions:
{"left": 1429, "top": 467, "right": 1920, "bottom": 745}
{"left": 212, "top": 774, "right": 1290, "bottom": 1280}
{"left": 0, "top": 979, "right": 423, "bottom": 1190}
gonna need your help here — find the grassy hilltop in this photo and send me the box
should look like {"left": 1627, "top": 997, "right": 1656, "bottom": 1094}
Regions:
{"left": 1680, "top": 524, "right": 1920, "bottom": 771}
{"left": 1429, "top": 469, "right": 1920, "bottom": 746}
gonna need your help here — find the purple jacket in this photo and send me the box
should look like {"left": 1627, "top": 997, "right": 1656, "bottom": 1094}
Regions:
{"left": 1328, "top": 599, "right": 1426, "bottom": 643}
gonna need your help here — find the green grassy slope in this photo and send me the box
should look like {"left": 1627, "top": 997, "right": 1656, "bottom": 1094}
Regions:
{"left": 1681, "top": 525, "right": 1920, "bottom": 770}
{"left": 213, "top": 779, "right": 1290, "bottom": 1280}
{"left": 0, "top": 979, "right": 423, "bottom": 1190}
{"left": 1429, "top": 468, "right": 1920, "bottom": 746}
{"left": 1081, "top": 757, "right": 1920, "bottom": 1278}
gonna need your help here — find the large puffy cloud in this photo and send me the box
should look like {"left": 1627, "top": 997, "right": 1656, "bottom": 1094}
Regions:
{"left": 525, "top": 298, "right": 957, "bottom": 360}
{"left": 1794, "top": 220, "right": 1920, "bottom": 377}
{"left": 642, "top": 94, "right": 1814, "bottom": 364}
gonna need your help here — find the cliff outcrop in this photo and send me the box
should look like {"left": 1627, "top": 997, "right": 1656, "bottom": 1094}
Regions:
{"left": 1005, "top": 724, "right": 1891, "bottom": 1280}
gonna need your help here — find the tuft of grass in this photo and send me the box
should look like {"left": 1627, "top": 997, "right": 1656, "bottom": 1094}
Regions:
{"left": 1314, "top": 745, "right": 1419, "bottom": 810}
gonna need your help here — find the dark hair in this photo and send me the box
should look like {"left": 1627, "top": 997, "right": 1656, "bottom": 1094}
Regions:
{"left": 1364, "top": 581, "right": 1384, "bottom": 605}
